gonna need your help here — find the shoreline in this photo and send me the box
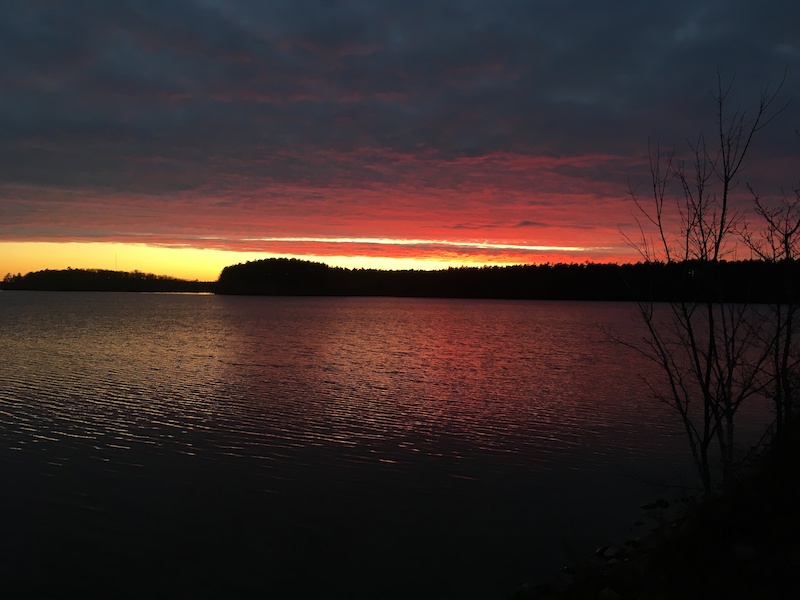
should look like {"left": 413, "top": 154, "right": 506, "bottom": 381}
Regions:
{"left": 512, "top": 425, "right": 800, "bottom": 599}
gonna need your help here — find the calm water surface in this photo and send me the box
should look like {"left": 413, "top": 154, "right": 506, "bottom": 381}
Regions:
{"left": 0, "top": 293, "right": 771, "bottom": 598}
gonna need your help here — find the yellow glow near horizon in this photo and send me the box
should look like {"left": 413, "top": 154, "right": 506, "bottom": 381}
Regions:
{"left": 0, "top": 242, "right": 261, "bottom": 281}
{"left": 0, "top": 241, "right": 491, "bottom": 282}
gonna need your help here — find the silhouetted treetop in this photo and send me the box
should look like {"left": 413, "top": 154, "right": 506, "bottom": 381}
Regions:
{"left": 0, "top": 269, "right": 212, "bottom": 292}
{"left": 214, "top": 257, "right": 799, "bottom": 302}
{"left": 5, "top": 258, "right": 796, "bottom": 301}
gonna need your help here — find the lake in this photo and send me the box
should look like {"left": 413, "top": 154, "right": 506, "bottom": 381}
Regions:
{"left": 0, "top": 293, "right": 773, "bottom": 598}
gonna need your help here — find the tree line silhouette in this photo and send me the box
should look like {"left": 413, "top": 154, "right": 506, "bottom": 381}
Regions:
{"left": 4, "top": 259, "right": 797, "bottom": 304}
{"left": 214, "top": 257, "right": 799, "bottom": 303}
{"left": 1, "top": 268, "right": 211, "bottom": 292}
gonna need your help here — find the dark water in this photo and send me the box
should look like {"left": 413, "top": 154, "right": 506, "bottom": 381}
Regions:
{"left": 0, "top": 293, "right": 772, "bottom": 598}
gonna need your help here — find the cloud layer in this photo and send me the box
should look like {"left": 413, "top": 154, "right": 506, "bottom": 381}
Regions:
{"left": 2, "top": 0, "right": 799, "bottom": 265}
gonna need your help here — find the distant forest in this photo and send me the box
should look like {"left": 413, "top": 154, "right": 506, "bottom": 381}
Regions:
{"left": 2, "top": 258, "right": 797, "bottom": 302}
{"left": 215, "top": 258, "right": 799, "bottom": 303}
{"left": 1, "top": 269, "right": 212, "bottom": 293}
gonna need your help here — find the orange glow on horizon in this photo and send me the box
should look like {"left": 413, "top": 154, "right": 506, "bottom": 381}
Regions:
{"left": 0, "top": 239, "right": 639, "bottom": 283}
{"left": 1, "top": 149, "right": 652, "bottom": 282}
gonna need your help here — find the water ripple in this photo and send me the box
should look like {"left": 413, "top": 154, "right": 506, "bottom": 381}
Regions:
{"left": 0, "top": 293, "right": 774, "bottom": 598}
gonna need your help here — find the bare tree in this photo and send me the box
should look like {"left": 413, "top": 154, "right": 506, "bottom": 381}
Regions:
{"left": 624, "top": 73, "right": 787, "bottom": 492}
{"left": 741, "top": 186, "right": 800, "bottom": 434}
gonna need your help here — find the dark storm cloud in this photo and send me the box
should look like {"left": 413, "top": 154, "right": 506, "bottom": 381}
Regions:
{"left": 1, "top": 0, "right": 798, "bottom": 198}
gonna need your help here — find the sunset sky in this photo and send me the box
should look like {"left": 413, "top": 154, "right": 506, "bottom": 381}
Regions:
{"left": 2, "top": 1, "right": 799, "bottom": 281}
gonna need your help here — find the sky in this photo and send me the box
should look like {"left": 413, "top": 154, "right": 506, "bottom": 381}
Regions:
{"left": 2, "top": 0, "right": 799, "bottom": 281}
